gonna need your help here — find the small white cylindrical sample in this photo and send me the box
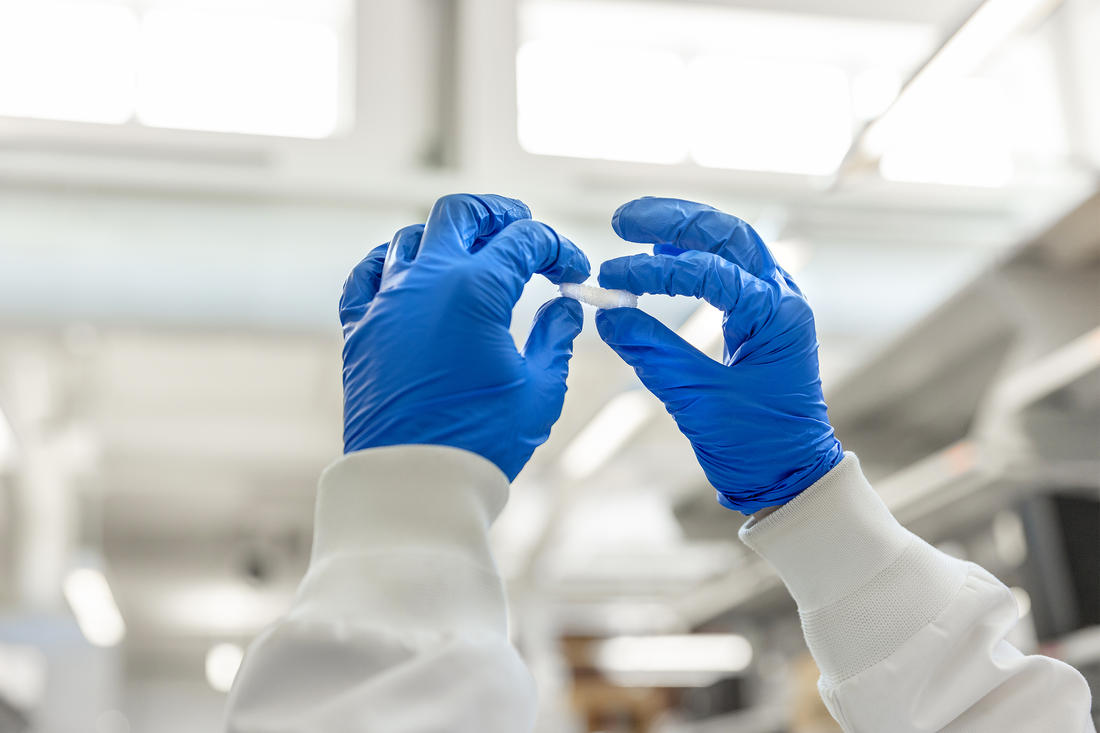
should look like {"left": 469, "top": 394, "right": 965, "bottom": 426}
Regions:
{"left": 559, "top": 282, "right": 638, "bottom": 309}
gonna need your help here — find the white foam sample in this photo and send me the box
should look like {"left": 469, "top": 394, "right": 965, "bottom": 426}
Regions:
{"left": 559, "top": 282, "right": 639, "bottom": 309}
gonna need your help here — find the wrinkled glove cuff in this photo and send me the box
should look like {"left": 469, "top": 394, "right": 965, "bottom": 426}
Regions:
{"left": 717, "top": 438, "right": 843, "bottom": 514}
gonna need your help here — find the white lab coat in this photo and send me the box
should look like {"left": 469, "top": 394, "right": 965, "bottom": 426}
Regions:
{"left": 225, "top": 447, "right": 1094, "bottom": 732}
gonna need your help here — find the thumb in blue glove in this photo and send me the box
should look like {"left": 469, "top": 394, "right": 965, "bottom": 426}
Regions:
{"left": 340, "top": 193, "right": 591, "bottom": 481}
{"left": 595, "top": 197, "right": 842, "bottom": 513}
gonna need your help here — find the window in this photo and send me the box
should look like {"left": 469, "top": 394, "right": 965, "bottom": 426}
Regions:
{"left": 516, "top": 0, "right": 937, "bottom": 176}
{"left": 516, "top": 41, "right": 687, "bottom": 164}
{"left": 0, "top": 0, "right": 351, "bottom": 139}
{"left": 878, "top": 78, "right": 1013, "bottom": 187}
{"left": 0, "top": 2, "right": 139, "bottom": 125}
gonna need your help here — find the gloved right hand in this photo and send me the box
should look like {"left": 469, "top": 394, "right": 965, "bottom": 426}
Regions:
{"left": 595, "top": 198, "right": 843, "bottom": 513}
{"left": 340, "top": 193, "right": 590, "bottom": 482}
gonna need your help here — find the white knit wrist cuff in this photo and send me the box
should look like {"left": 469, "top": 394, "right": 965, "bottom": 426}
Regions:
{"left": 310, "top": 445, "right": 509, "bottom": 571}
{"left": 738, "top": 453, "right": 912, "bottom": 610}
{"left": 739, "top": 452, "right": 969, "bottom": 684}
{"left": 293, "top": 445, "right": 511, "bottom": 635}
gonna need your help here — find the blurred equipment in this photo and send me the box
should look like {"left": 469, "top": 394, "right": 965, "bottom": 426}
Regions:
{"left": 593, "top": 634, "right": 752, "bottom": 688}
{"left": 0, "top": 641, "right": 46, "bottom": 732}
{"left": 1019, "top": 494, "right": 1100, "bottom": 641}
{"left": 788, "top": 653, "right": 842, "bottom": 733}
{"left": 826, "top": 191, "right": 1100, "bottom": 726}
{"left": 563, "top": 635, "right": 752, "bottom": 732}
{"left": 828, "top": 192, "right": 1100, "bottom": 520}
{"left": 677, "top": 676, "right": 747, "bottom": 722}
{"left": 571, "top": 677, "right": 667, "bottom": 733}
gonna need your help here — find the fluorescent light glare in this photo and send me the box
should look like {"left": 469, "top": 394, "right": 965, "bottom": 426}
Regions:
{"left": 560, "top": 391, "right": 655, "bottom": 479}
{"left": 159, "top": 582, "right": 289, "bottom": 634}
{"left": 0, "top": 642, "right": 47, "bottom": 710}
{"left": 517, "top": 1, "right": 935, "bottom": 173}
{"left": 520, "top": 1, "right": 936, "bottom": 73}
{"left": 517, "top": 40, "right": 688, "bottom": 164}
{"left": 0, "top": 406, "right": 16, "bottom": 470}
{"left": 63, "top": 568, "right": 126, "bottom": 647}
{"left": 864, "top": 0, "right": 1059, "bottom": 159}
{"left": 917, "top": 0, "right": 1060, "bottom": 88}
{"left": 677, "top": 303, "right": 724, "bottom": 353}
{"left": 1010, "top": 587, "right": 1032, "bottom": 619}
{"left": 137, "top": 10, "right": 339, "bottom": 138}
{"left": 878, "top": 78, "right": 1013, "bottom": 187}
{"left": 852, "top": 68, "right": 902, "bottom": 120}
{"left": 205, "top": 643, "right": 245, "bottom": 693}
{"left": 0, "top": 1, "right": 138, "bottom": 124}
{"left": 688, "top": 57, "right": 852, "bottom": 175}
{"left": 595, "top": 634, "right": 752, "bottom": 686}
{"left": 993, "top": 510, "right": 1028, "bottom": 567}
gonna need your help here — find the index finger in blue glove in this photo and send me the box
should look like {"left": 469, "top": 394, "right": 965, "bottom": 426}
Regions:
{"left": 478, "top": 219, "right": 591, "bottom": 306}
{"left": 612, "top": 197, "right": 777, "bottom": 279}
{"left": 381, "top": 223, "right": 424, "bottom": 285}
{"left": 339, "top": 243, "right": 389, "bottom": 330}
{"left": 599, "top": 250, "right": 772, "bottom": 317}
{"left": 523, "top": 296, "right": 584, "bottom": 405}
{"left": 419, "top": 193, "right": 532, "bottom": 258}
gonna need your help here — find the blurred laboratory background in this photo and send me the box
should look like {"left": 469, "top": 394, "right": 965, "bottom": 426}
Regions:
{"left": 0, "top": 0, "right": 1097, "bottom": 731}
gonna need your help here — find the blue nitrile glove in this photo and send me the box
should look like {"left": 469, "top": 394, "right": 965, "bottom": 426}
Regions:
{"left": 339, "top": 193, "right": 590, "bottom": 481}
{"left": 595, "top": 197, "right": 842, "bottom": 513}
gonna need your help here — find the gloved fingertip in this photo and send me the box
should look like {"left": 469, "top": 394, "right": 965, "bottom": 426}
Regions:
{"left": 339, "top": 244, "right": 389, "bottom": 316}
{"left": 535, "top": 295, "right": 583, "bottom": 330}
{"left": 561, "top": 295, "right": 584, "bottom": 327}
{"left": 549, "top": 238, "right": 592, "bottom": 285}
{"left": 569, "top": 248, "right": 594, "bottom": 283}
{"left": 503, "top": 196, "right": 532, "bottom": 221}
{"left": 594, "top": 306, "right": 636, "bottom": 343}
{"left": 470, "top": 194, "right": 532, "bottom": 228}
{"left": 610, "top": 196, "right": 665, "bottom": 239}
{"left": 597, "top": 256, "right": 631, "bottom": 290}
{"left": 594, "top": 309, "right": 614, "bottom": 341}
{"left": 525, "top": 297, "right": 585, "bottom": 377}
{"left": 389, "top": 224, "right": 425, "bottom": 262}
{"left": 611, "top": 201, "right": 630, "bottom": 238}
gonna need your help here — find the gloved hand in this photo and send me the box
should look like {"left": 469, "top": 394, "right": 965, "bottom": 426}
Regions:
{"left": 340, "top": 193, "right": 591, "bottom": 481}
{"left": 596, "top": 197, "right": 842, "bottom": 513}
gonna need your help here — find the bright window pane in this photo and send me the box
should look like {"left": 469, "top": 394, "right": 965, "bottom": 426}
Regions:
{"left": 516, "top": 41, "right": 688, "bottom": 164}
{"left": 0, "top": 1, "right": 138, "bottom": 124}
{"left": 518, "top": 1, "right": 936, "bottom": 174}
{"left": 136, "top": 10, "right": 339, "bottom": 139}
{"left": 879, "top": 79, "right": 1013, "bottom": 187}
{"left": 688, "top": 57, "right": 853, "bottom": 176}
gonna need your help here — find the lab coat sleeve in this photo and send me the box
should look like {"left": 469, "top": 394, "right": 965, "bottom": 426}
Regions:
{"left": 739, "top": 452, "right": 1095, "bottom": 733}
{"left": 224, "top": 445, "right": 537, "bottom": 733}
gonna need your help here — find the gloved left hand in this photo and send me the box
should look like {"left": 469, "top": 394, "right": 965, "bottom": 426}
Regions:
{"left": 340, "top": 193, "right": 591, "bottom": 481}
{"left": 596, "top": 197, "right": 842, "bottom": 513}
